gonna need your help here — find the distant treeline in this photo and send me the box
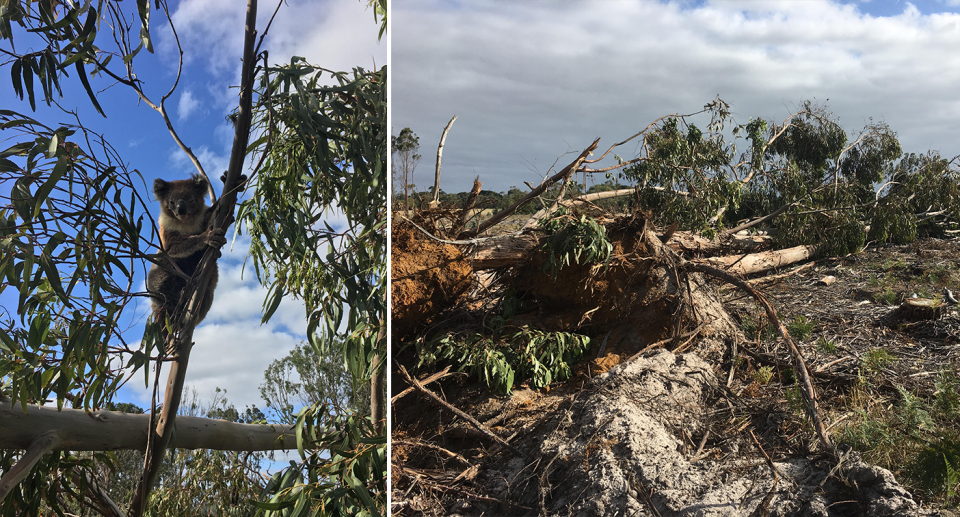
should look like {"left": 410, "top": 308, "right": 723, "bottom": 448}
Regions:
{"left": 394, "top": 179, "right": 636, "bottom": 213}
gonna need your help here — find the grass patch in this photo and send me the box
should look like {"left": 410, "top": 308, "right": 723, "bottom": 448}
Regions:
{"left": 816, "top": 336, "right": 838, "bottom": 355}
{"left": 863, "top": 348, "right": 896, "bottom": 373}
{"left": 786, "top": 315, "right": 815, "bottom": 341}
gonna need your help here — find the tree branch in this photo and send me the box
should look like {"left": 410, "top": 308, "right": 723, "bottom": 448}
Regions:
{"left": 0, "top": 403, "right": 294, "bottom": 452}
{"left": 461, "top": 138, "right": 600, "bottom": 237}
{"left": 0, "top": 431, "right": 61, "bottom": 502}
{"left": 129, "top": 0, "right": 260, "bottom": 513}
{"left": 430, "top": 114, "right": 457, "bottom": 208}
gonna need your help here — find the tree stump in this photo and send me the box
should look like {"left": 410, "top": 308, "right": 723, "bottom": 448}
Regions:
{"left": 891, "top": 298, "right": 943, "bottom": 322}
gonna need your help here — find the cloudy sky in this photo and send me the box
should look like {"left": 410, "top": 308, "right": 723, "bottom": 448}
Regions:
{"left": 1, "top": 0, "right": 385, "bottom": 415}
{"left": 392, "top": 0, "right": 960, "bottom": 195}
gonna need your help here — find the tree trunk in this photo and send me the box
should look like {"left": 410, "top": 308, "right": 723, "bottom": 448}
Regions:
{"left": 468, "top": 232, "right": 791, "bottom": 272}
{"left": 0, "top": 403, "right": 295, "bottom": 452}
{"left": 130, "top": 1, "right": 259, "bottom": 514}
{"left": 699, "top": 245, "right": 817, "bottom": 276}
{"left": 370, "top": 326, "right": 386, "bottom": 435}
{"left": 430, "top": 115, "right": 457, "bottom": 209}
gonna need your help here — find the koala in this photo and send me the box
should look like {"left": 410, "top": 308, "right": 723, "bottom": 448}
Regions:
{"left": 147, "top": 174, "right": 226, "bottom": 324}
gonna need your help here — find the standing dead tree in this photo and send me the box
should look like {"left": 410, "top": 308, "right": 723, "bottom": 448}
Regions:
{"left": 430, "top": 114, "right": 458, "bottom": 209}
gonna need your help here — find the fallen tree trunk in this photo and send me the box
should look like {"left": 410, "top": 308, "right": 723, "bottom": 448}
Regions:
{"left": 699, "top": 244, "right": 817, "bottom": 276}
{"left": 469, "top": 231, "right": 791, "bottom": 272}
{"left": 667, "top": 231, "right": 772, "bottom": 255}
{"left": 0, "top": 403, "right": 294, "bottom": 452}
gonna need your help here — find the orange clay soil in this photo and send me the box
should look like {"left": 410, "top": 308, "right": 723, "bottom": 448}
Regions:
{"left": 391, "top": 220, "right": 473, "bottom": 339}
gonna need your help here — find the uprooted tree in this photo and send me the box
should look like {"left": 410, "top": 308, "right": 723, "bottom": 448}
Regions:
{"left": 391, "top": 99, "right": 960, "bottom": 515}
{"left": 0, "top": 0, "right": 386, "bottom": 515}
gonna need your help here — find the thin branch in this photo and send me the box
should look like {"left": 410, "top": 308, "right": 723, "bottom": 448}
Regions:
{"left": 398, "top": 366, "right": 525, "bottom": 458}
{"left": 0, "top": 431, "right": 61, "bottom": 502}
{"left": 430, "top": 114, "right": 457, "bottom": 208}
{"left": 462, "top": 138, "right": 600, "bottom": 238}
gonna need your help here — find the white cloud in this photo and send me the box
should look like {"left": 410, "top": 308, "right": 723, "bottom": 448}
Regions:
{"left": 393, "top": 0, "right": 960, "bottom": 193}
{"left": 167, "top": 144, "right": 230, "bottom": 184}
{"left": 160, "top": 0, "right": 385, "bottom": 81}
{"left": 121, "top": 237, "right": 309, "bottom": 410}
{"left": 177, "top": 90, "right": 200, "bottom": 122}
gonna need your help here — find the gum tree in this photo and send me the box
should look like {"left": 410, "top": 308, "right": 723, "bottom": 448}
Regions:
{"left": 0, "top": 0, "right": 387, "bottom": 515}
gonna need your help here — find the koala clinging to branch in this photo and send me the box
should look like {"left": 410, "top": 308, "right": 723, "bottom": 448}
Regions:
{"left": 147, "top": 174, "right": 226, "bottom": 324}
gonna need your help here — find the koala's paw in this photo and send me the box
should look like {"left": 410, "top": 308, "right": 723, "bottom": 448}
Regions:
{"left": 220, "top": 172, "right": 249, "bottom": 186}
{"left": 205, "top": 228, "right": 228, "bottom": 249}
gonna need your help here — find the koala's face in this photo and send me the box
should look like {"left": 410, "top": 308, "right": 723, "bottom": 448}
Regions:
{"left": 154, "top": 176, "right": 208, "bottom": 220}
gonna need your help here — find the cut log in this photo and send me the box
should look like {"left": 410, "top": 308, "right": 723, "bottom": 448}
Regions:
{"left": 469, "top": 234, "right": 542, "bottom": 269}
{"left": 698, "top": 245, "right": 817, "bottom": 276}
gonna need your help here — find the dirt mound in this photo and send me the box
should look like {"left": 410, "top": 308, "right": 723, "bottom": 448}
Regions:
{"left": 480, "top": 351, "right": 935, "bottom": 516}
{"left": 391, "top": 220, "right": 473, "bottom": 339}
{"left": 515, "top": 217, "right": 738, "bottom": 357}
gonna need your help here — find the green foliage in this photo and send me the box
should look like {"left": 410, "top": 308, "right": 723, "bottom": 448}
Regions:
{"left": 254, "top": 408, "right": 386, "bottom": 517}
{"left": 421, "top": 327, "right": 592, "bottom": 395}
{"left": 874, "top": 288, "right": 898, "bottom": 305}
{"left": 751, "top": 365, "right": 775, "bottom": 385}
{"left": 816, "top": 336, "right": 838, "bottom": 355}
{"left": 786, "top": 314, "right": 815, "bottom": 342}
{"left": 0, "top": 112, "right": 153, "bottom": 412}
{"left": 240, "top": 62, "right": 386, "bottom": 390}
{"left": 538, "top": 211, "right": 613, "bottom": 278}
{"left": 863, "top": 348, "right": 896, "bottom": 372}
{"left": 935, "top": 371, "right": 960, "bottom": 419}
{"left": 840, "top": 410, "right": 897, "bottom": 452}
{"left": 784, "top": 385, "right": 807, "bottom": 417}
{"left": 238, "top": 61, "right": 387, "bottom": 517}
{"left": 907, "top": 435, "right": 960, "bottom": 504}
{"left": 0, "top": 1, "right": 151, "bottom": 115}
{"left": 260, "top": 340, "right": 370, "bottom": 425}
{"left": 740, "top": 314, "right": 777, "bottom": 342}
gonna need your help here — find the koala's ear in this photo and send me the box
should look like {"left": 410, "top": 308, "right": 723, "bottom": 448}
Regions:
{"left": 192, "top": 174, "right": 209, "bottom": 193}
{"left": 153, "top": 179, "right": 169, "bottom": 200}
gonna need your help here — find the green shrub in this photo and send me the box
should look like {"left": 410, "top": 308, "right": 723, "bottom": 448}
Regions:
{"left": 420, "top": 328, "right": 591, "bottom": 395}
{"left": 539, "top": 212, "right": 613, "bottom": 278}
{"left": 863, "top": 348, "right": 895, "bottom": 372}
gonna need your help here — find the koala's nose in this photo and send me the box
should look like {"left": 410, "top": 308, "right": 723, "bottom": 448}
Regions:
{"left": 175, "top": 201, "right": 189, "bottom": 216}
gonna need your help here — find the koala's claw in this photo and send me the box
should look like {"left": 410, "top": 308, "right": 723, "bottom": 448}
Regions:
{"left": 206, "top": 228, "right": 228, "bottom": 248}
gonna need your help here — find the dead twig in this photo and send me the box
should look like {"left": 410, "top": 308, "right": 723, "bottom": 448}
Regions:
{"left": 398, "top": 366, "right": 525, "bottom": 458}
{"left": 391, "top": 365, "right": 457, "bottom": 404}
{"left": 747, "top": 430, "right": 779, "bottom": 517}
{"left": 686, "top": 261, "right": 834, "bottom": 450}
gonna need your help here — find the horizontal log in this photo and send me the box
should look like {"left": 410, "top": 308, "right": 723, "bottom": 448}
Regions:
{"left": 469, "top": 233, "right": 542, "bottom": 269}
{"left": 666, "top": 231, "right": 772, "bottom": 255}
{"left": 469, "top": 231, "right": 779, "bottom": 271}
{"left": 697, "top": 245, "right": 817, "bottom": 276}
{"left": 0, "top": 403, "right": 295, "bottom": 452}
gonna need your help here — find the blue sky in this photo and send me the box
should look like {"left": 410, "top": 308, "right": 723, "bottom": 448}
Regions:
{"left": 1, "top": 0, "right": 385, "bottom": 416}
{"left": 392, "top": 0, "right": 960, "bottom": 195}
